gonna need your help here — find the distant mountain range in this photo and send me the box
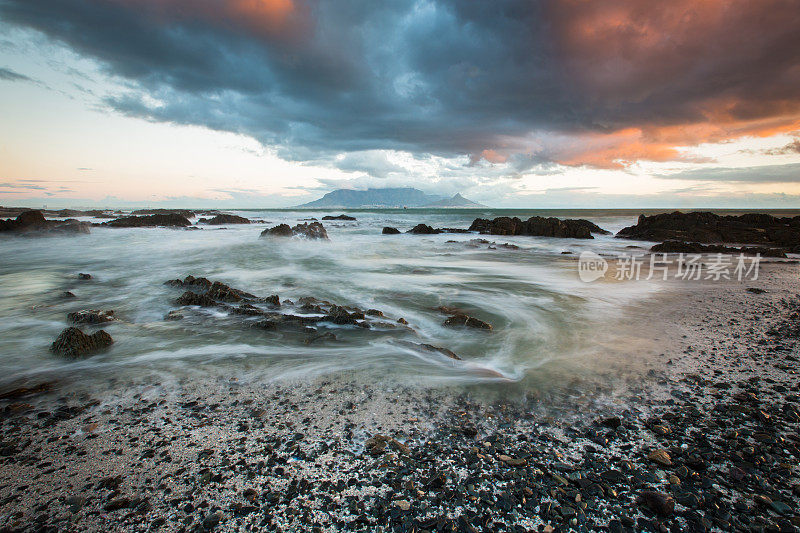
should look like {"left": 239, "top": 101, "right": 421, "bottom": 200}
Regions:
{"left": 296, "top": 188, "right": 486, "bottom": 208}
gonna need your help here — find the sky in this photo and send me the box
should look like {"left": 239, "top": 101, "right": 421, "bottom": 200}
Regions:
{"left": 1, "top": 0, "right": 799, "bottom": 209}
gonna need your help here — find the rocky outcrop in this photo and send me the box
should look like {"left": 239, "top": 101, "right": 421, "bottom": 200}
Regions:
{"left": 0, "top": 210, "right": 91, "bottom": 235}
{"left": 406, "top": 224, "right": 471, "bottom": 235}
{"left": 260, "top": 222, "right": 329, "bottom": 240}
{"left": 321, "top": 214, "right": 356, "bottom": 221}
{"left": 204, "top": 214, "right": 250, "bottom": 225}
{"left": 67, "top": 310, "right": 116, "bottom": 324}
{"left": 617, "top": 211, "right": 800, "bottom": 246}
{"left": 382, "top": 227, "right": 401, "bottom": 235}
{"left": 408, "top": 224, "right": 437, "bottom": 235}
{"left": 50, "top": 327, "right": 113, "bottom": 358}
{"left": 468, "top": 216, "right": 608, "bottom": 239}
{"left": 650, "top": 241, "right": 788, "bottom": 258}
{"left": 106, "top": 214, "right": 191, "bottom": 228}
{"left": 131, "top": 209, "right": 195, "bottom": 218}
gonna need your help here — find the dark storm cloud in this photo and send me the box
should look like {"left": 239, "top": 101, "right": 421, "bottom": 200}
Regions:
{"left": 2, "top": 0, "right": 799, "bottom": 167}
{"left": 657, "top": 163, "right": 800, "bottom": 183}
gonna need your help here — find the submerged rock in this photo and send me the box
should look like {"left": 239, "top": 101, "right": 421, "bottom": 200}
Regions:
{"left": 469, "top": 216, "right": 608, "bottom": 239}
{"left": 261, "top": 222, "right": 329, "bottom": 240}
{"left": 442, "top": 314, "right": 493, "bottom": 330}
{"left": 382, "top": 227, "right": 401, "bottom": 235}
{"left": 106, "top": 213, "right": 191, "bottom": 228}
{"left": 0, "top": 210, "right": 91, "bottom": 235}
{"left": 617, "top": 211, "right": 800, "bottom": 246}
{"left": 321, "top": 214, "right": 356, "bottom": 221}
{"left": 50, "top": 327, "right": 113, "bottom": 358}
{"left": 67, "top": 309, "right": 116, "bottom": 325}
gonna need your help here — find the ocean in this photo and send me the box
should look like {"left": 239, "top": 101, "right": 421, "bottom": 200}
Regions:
{"left": 0, "top": 208, "right": 792, "bottom": 392}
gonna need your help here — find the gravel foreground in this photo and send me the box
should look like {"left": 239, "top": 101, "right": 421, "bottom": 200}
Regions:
{"left": 1, "top": 264, "right": 799, "bottom": 532}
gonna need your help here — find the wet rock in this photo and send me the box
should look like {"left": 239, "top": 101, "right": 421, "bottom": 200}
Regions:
{"left": 408, "top": 224, "right": 438, "bottom": 235}
{"left": 617, "top": 211, "right": 800, "bottom": 246}
{"left": 50, "top": 327, "right": 113, "bottom": 358}
{"left": 204, "top": 214, "right": 250, "bottom": 225}
{"left": 322, "top": 214, "right": 356, "bottom": 221}
{"left": 131, "top": 208, "right": 195, "bottom": 218}
{"left": 469, "top": 216, "right": 608, "bottom": 239}
{"left": 261, "top": 222, "right": 329, "bottom": 239}
{"left": 176, "top": 291, "right": 218, "bottom": 307}
{"left": 60, "top": 291, "right": 76, "bottom": 298}
{"left": 78, "top": 273, "right": 92, "bottom": 280}
{"left": 398, "top": 341, "right": 461, "bottom": 360}
{"left": 747, "top": 287, "right": 767, "bottom": 294}
{"left": 397, "top": 318, "right": 408, "bottom": 325}
{"left": 106, "top": 213, "right": 191, "bottom": 228}
{"left": 206, "top": 281, "right": 256, "bottom": 302}
{"left": 598, "top": 416, "right": 622, "bottom": 429}
{"left": 67, "top": 309, "right": 116, "bottom": 325}
{"left": 498, "top": 455, "right": 527, "bottom": 467}
{"left": 304, "top": 332, "right": 337, "bottom": 344}
{"left": 165, "top": 310, "right": 184, "bottom": 320}
{"left": 365, "top": 435, "right": 410, "bottom": 456}
{"left": 382, "top": 227, "right": 401, "bottom": 235}
{"left": 442, "top": 314, "right": 493, "bottom": 331}
{"left": 0, "top": 382, "right": 54, "bottom": 401}
{"left": 647, "top": 449, "right": 672, "bottom": 467}
{"left": 0, "top": 210, "right": 91, "bottom": 235}
{"left": 637, "top": 491, "right": 675, "bottom": 516}
{"left": 650, "top": 240, "right": 787, "bottom": 257}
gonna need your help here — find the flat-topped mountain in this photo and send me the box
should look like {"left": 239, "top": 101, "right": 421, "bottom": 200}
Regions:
{"left": 296, "top": 188, "right": 486, "bottom": 208}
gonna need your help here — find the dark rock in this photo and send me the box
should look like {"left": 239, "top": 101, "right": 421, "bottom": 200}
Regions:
{"left": 61, "top": 291, "right": 76, "bottom": 298}
{"left": 382, "top": 227, "right": 401, "bottom": 235}
{"left": 50, "top": 327, "right": 113, "bottom": 358}
{"left": 106, "top": 213, "right": 191, "bottom": 228}
{"left": 322, "top": 214, "right": 356, "bottom": 221}
{"left": 206, "top": 281, "right": 255, "bottom": 302}
{"left": 442, "top": 314, "right": 492, "bottom": 331}
{"left": 650, "top": 240, "right": 787, "bottom": 257}
{"left": 176, "top": 291, "right": 218, "bottom": 307}
{"left": 637, "top": 491, "right": 675, "bottom": 516}
{"left": 468, "top": 216, "right": 608, "bottom": 238}
{"left": 408, "top": 224, "right": 438, "bottom": 234}
{"left": 0, "top": 382, "right": 54, "bottom": 401}
{"left": 617, "top": 211, "right": 800, "bottom": 246}
{"left": 67, "top": 309, "right": 115, "bottom": 324}
{"left": 204, "top": 214, "right": 251, "bottom": 225}
{"left": 131, "top": 208, "right": 195, "bottom": 218}
{"left": 747, "top": 287, "right": 767, "bottom": 294}
{"left": 0, "top": 210, "right": 91, "bottom": 235}
{"left": 261, "top": 222, "right": 329, "bottom": 239}
{"left": 365, "top": 435, "right": 410, "bottom": 456}
{"left": 78, "top": 273, "right": 92, "bottom": 280}
{"left": 398, "top": 341, "right": 461, "bottom": 360}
